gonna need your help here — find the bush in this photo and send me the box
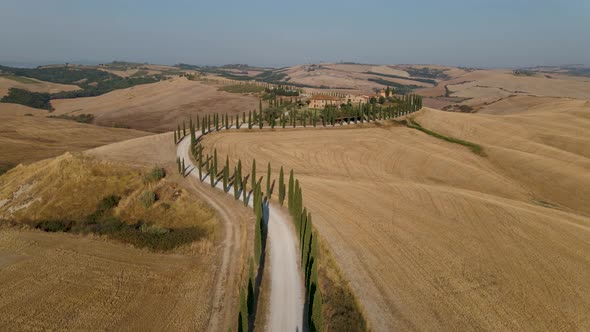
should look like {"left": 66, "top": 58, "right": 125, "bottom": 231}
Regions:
{"left": 48, "top": 113, "right": 95, "bottom": 123}
{"left": 139, "top": 191, "right": 157, "bottom": 208}
{"left": 98, "top": 195, "right": 121, "bottom": 210}
{"left": 140, "top": 223, "right": 169, "bottom": 235}
{"left": 0, "top": 163, "right": 15, "bottom": 176}
{"left": 36, "top": 220, "right": 72, "bottom": 232}
{"left": 143, "top": 167, "right": 166, "bottom": 183}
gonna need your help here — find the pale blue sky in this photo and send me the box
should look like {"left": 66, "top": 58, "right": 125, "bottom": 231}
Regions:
{"left": 0, "top": 0, "right": 588, "bottom": 68}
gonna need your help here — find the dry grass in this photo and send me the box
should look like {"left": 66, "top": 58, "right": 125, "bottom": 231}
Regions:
{"left": 51, "top": 77, "right": 259, "bottom": 132}
{"left": 0, "top": 153, "right": 217, "bottom": 237}
{"left": 200, "top": 101, "right": 590, "bottom": 331}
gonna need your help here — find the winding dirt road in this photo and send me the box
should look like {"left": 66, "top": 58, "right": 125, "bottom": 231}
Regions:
{"left": 177, "top": 129, "right": 304, "bottom": 331}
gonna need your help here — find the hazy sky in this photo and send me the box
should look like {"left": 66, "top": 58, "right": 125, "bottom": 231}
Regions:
{"left": 1, "top": 0, "right": 588, "bottom": 68}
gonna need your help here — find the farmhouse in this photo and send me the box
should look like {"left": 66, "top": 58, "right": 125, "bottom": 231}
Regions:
{"left": 309, "top": 94, "right": 342, "bottom": 109}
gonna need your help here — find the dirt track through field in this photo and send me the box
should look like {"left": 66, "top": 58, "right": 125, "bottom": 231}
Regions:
{"left": 177, "top": 132, "right": 305, "bottom": 331}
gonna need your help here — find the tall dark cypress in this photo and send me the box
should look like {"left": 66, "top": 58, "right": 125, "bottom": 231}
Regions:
{"left": 266, "top": 162, "right": 271, "bottom": 199}
{"left": 223, "top": 156, "right": 229, "bottom": 192}
{"left": 251, "top": 159, "right": 256, "bottom": 190}
{"left": 278, "top": 166, "right": 285, "bottom": 206}
{"left": 288, "top": 169, "right": 294, "bottom": 214}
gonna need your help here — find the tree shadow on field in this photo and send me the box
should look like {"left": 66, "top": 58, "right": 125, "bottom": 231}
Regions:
{"left": 248, "top": 195, "right": 269, "bottom": 331}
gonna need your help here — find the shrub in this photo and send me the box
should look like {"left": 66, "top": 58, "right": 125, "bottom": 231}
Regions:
{"left": 139, "top": 191, "right": 157, "bottom": 208}
{"left": 143, "top": 166, "right": 166, "bottom": 183}
{"left": 36, "top": 220, "right": 72, "bottom": 232}
{"left": 97, "top": 195, "right": 121, "bottom": 211}
{"left": 140, "top": 223, "right": 169, "bottom": 235}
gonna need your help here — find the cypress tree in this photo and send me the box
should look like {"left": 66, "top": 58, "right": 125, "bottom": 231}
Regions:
{"left": 223, "top": 156, "right": 229, "bottom": 192}
{"left": 183, "top": 121, "right": 186, "bottom": 136}
{"left": 251, "top": 159, "right": 256, "bottom": 190}
{"left": 248, "top": 111, "right": 252, "bottom": 129}
{"left": 294, "top": 180, "right": 301, "bottom": 230}
{"left": 181, "top": 158, "right": 185, "bottom": 176}
{"left": 254, "top": 183, "right": 262, "bottom": 261}
{"left": 258, "top": 113, "right": 263, "bottom": 129}
{"left": 243, "top": 178, "right": 248, "bottom": 206}
{"left": 196, "top": 115, "right": 200, "bottom": 132}
{"left": 198, "top": 156, "right": 203, "bottom": 181}
{"left": 177, "top": 124, "right": 181, "bottom": 138}
{"left": 266, "top": 162, "right": 271, "bottom": 199}
{"left": 288, "top": 169, "right": 294, "bottom": 213}
{"left": 190, "top": 122, "right": 196, "bottom": 149}
{"left": 237, "top": 159, "right": 242, "bottom": 182}
{"left": 278, "top": 166, "right": 285, "bottom": 206}
{"left": 174, "top": 130, "right": 177, "bottom": 144}
{"left": 211, "top": 149, "right": 218, "bottom": 188}
{"left": 176, "top": 157, "right": 181, "bottom": 174}
{"left": 242, "top": 111, "right": 246, "bottom": 127}
{"left": 233, "top": 166, "right": 240, "bottom": 199}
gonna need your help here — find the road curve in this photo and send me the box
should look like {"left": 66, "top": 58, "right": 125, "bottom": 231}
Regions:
{"left": 177, "top": 129, "right": 304, "bottom": 332}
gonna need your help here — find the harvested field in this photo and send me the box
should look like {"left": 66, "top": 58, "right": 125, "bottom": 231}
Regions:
{"left": 51, "top": 77, "right": 259, "bottom": 132}
{"left": 0, "top": 227, "right": 217, "bottom": 331}
{"left": 0, "top": 103, "right": 149, "bottom": 166}
{"left": 0, "top": 76, "right": 79, "bottom": 97}
{"left": 0, "top": 150, "right": 226, "bottom": 330}
{"left": 200, "top": 101, "right": 590, "bottom": 331}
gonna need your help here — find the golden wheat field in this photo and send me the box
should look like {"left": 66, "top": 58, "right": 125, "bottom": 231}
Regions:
{"left": 200, "top": 99, "right": 590, "bottom": 331}
{"left": 51, "top": 77, "right": 259, "bottom": 132}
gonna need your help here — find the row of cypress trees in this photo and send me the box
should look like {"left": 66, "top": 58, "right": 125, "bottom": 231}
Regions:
{"left": 190, "top": 143, "right": 264, "bottom": 332}
{"left": 286, "top": 170, "right": 323, "bottom": 331}
{"left": 173, "top": 94, "right": 423, "bottom": 331}
{"left": 173, "top": 94, "right": 422, "bottom": 147}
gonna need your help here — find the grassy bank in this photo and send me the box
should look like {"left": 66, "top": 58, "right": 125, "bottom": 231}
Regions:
{"left": 0, "top": 155, "right": 217, "bottom": 251}
{"left": 406, "top": 118, "right": 486, "bottom": 156}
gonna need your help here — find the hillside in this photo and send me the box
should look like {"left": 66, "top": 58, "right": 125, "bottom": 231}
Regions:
{"left": 0, "top": 103, "right": 150, "bottom": 168}
{"left": 51, "top": 77, "right": 259, "bottom": 132}
{"left": 199, "top": 99, "right": 590, "bottom": 330}
{"left": 0, "top": 75, "right": 79, "bottom": 97}
{"left": 0, "top": 153, "right": 224, "bottom": 330}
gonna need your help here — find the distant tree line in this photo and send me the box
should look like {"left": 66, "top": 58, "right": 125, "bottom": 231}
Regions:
{"left": 0, "top": 65, "right": 163, "bottom": 100}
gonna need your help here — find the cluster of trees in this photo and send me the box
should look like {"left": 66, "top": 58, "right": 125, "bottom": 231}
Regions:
{"left": 0, "top": 65, "right": 163, "bottom": 100}
{"left": 367, "top": 78, "right": 420, "bottom": 94}
{"left": 405, "top": 66, "right": 450, "bottom": 80}
{"left": 264, "top": 85, "right": 300, "bottom": 97}
{"left": 0, "top": 88, "right": 53, "bottom": 110}
{"left": 48, "top": 113, "right": 94, "bottom": 123}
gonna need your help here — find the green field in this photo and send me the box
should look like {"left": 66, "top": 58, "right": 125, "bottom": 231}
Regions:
{"left": 0, "top": 74, "right": 37, "bottom": 84}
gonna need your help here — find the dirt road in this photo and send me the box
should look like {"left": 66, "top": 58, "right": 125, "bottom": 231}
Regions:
{"left": 177, "top": 132, "right": 304, "bottom": 331}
